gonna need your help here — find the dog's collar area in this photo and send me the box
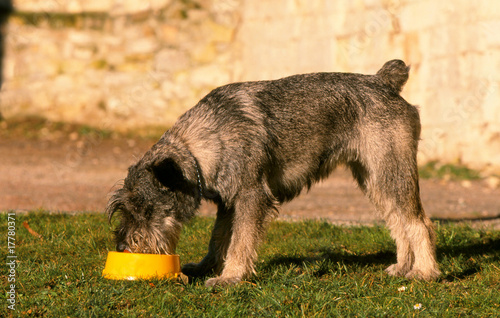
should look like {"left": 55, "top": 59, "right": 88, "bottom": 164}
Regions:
{"left": 186, "top": 147, "right": 203, "bottom": 200}
{"left": 194, "top": 160, "right": 203, "bottom": 199}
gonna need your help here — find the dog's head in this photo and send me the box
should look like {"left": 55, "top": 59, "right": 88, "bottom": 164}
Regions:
{"left": 106, "top": 139, "right": 201, "bottom": 254}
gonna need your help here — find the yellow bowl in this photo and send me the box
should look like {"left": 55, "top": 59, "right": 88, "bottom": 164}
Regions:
{"left": 102, "top": 251, "right": 181, "bottom": 280}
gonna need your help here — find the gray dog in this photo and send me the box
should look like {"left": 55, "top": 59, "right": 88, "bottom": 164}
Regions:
{"left": 107, "top": 59, "right": 440, "bottom": 287}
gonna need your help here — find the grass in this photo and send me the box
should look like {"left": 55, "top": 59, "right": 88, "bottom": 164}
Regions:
{"left": 419, "top": 161, "right": 482, "bottom": 180}
{"left": 1, "top": 211, "right": 499, "bottom": 317}
{"left": 0, "top": 116, "right": 166, "bottom": 141}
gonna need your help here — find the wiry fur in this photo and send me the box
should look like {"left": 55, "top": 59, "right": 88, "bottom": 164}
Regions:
{"left": 107, "top": 60, "right": 440, "bottom": 286}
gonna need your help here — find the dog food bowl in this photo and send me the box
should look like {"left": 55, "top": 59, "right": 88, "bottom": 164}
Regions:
{"left": 102, "top": 251, "right": 181, "bottom": 280}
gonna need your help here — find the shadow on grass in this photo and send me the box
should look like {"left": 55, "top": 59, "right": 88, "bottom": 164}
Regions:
{"left": 262, "top": 249, "right": 395, "bottom": 277}
{"left": 437, "top": 237, "right": 500, "bottom": 259}
{"left": 261, "top": 237, "right": 500, "bottom": 281}
{"left": 437, "top": 237, "right": 500, "bottom": 281}
{"left": 432, "top": 214, "right": 500, "bottom": 224}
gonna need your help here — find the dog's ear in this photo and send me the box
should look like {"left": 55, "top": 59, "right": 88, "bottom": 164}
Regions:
{"left": 149, "top": 157, "right": 190, "bottom": 190}
{"left": 146, "top": 143, "right": 198, "bottom": 192}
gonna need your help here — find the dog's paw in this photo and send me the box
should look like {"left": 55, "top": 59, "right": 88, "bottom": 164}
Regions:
{"left": 205, "top": 276, "right": 241, "bottom": 287}
{"left": 182, "top": 262, "right": 208, "bottom": 277}
{"left": 405, "top": 268, "right": 440, "bottom": 281}
{"left": 385, "top": 264, "right": 409, "bottom": 277}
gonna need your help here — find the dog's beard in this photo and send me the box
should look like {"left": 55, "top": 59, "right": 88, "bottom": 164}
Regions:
{"left": 123, "top": 217, "right": 182, "bottom": 255}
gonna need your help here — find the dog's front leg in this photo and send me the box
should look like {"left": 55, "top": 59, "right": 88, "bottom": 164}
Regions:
{"left": 182, "top": 203, "right": 233, "bottom": 277}
{"left": 205, "top": 191, "right": 271, "bottom": 287}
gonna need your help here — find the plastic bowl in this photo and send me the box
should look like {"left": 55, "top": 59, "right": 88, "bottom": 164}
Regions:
{"left": 102, "top": 251, "right": 181, "bottom": 280}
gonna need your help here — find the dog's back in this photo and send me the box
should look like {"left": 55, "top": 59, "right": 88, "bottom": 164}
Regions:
{"left": 171, "top": 60, "right": 417, "bottom": 202}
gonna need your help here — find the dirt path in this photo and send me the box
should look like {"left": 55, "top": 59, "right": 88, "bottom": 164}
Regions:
{"left": 1, "top": 135, "right": 499, "bottom": 229}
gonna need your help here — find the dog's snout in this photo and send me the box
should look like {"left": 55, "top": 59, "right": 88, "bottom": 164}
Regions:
{"left": 116, "top": 242, "right": 128, "bottom": 252}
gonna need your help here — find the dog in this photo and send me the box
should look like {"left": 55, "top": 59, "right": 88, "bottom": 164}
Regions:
{"left": 107, "top": 59, "right": 440, "bottom": 287}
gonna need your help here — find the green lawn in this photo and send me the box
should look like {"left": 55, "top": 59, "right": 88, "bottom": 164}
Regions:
{"left": 1, "top": 211, "right": 499, "bottom": 317}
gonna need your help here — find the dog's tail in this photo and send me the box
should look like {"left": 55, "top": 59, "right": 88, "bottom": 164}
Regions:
{"left": 375, "top": 59, "right": 410, "bottom": 93}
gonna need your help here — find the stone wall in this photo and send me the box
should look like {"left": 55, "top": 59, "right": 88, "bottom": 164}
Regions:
{"left": 237, "top": 0, "right": 500, "bottom": 172}
{"left": 1, "top": 0, "right": 241, "bottom": 128}
{"left": 1, "top": 0, "right": 500, "bottom": 172}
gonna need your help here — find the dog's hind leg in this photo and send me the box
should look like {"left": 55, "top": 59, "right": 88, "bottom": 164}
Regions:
{"left": 350, "top": 154, "right": 440, "bottom": 281}
{"left": 384, "top": 197, "right": 440, "bottom": 281}
{"left": 350, "top": 161, "right": 412, "bottom": 276}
